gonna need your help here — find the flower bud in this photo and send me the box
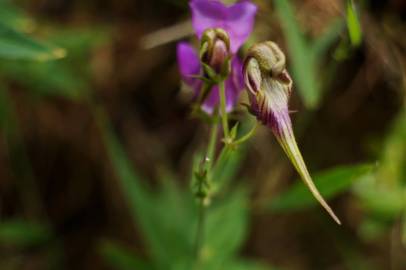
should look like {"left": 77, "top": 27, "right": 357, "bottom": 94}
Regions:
{"left": 200, "top": 28, "right": 231, "bottom": 78}
{"left": 243, "top": 41, "right": 341, "bottom": 224}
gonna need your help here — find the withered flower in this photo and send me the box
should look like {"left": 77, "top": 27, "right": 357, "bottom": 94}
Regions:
{"left": 243, "top": 41, "right": 341, "bottom": 224}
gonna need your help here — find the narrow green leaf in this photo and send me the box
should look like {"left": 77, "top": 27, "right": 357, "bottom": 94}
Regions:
{"left": 0, "top": 60, "right": 86, "bottom": 99}
{"left": 269, "top": 164, "right": 373, "bottom": 212}
{"left": 99, "top": 240, "right": 153, "bottom": 270}
{"left": 0, "top": 21, "right": 65, "bottom": 60}
{"left": 346, "top": 0, "right": 362, "bottom": 47}
{"left": 273, "top": 0, "right": 320, "bottom": 108}
{"left": 0, "top": 1, "right": 34, "bottom": 32}
{"left": 0, "top": 220, "right": 51, "bottom": 247}
{"left": 0, "top": 28, "right": 108, "bottom": 99}
{"left": 204, "top": 189, "right": 249, "bottom": 262}
{"left": 96, "top": 112, "right": 194, "bottom": 268}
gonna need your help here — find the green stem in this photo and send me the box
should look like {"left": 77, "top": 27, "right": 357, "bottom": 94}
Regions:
{"left": 194, "top": 118, "right": 219, "bottom": 265}
{"left": 219, "top": 80, "right": 229, "bottom": 140}
{"left": 233, "top": 122, "right": 258, "bottom": 145}
{"left": 206, "top": 117, "right": 219, "bottom": 170}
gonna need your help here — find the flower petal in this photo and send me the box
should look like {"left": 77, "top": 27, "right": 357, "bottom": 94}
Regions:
{"left": 190, "top": 0, "right": 257, "bottom": 53}
{"left": 190, "top": 0, "right": 227, "bottom": 37}
{"left": 224, "top": 1, "right": 257, "bottom": 53}
{"left": 176, "top": 42, "right": 201, "bottom": 87}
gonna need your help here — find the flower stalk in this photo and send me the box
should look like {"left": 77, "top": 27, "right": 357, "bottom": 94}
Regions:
{"left": 219, "top": 79, "right": 230, "bottom": 140}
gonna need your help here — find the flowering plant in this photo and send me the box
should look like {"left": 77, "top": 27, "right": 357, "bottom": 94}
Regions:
{"left": 177, "top": 0, "right": 340, "bottom": 265}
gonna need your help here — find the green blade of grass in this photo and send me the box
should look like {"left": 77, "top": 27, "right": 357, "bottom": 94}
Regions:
{"left": 0, "top": 21, "right": 65, "bottom": 60}
{"left": 346, "top": 0, "right": 362, "bottom": 47}
{"left": 273, "top": 0, "right": 320, "bottom": 108}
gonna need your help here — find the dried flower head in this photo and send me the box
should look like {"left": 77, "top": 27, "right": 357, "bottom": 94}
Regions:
{"left": 243, "top": 41, "right": 341, "bottom": 224}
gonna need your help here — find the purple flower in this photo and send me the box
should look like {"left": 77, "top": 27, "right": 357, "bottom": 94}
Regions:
{"left": 177, "top": 42, "right": 243, "bottom": 114}
{"left": 190, "top": 0, "right": 257, "bottom": 53}
{"left": 243, "top": 41, "right": 341, "bottom": 224}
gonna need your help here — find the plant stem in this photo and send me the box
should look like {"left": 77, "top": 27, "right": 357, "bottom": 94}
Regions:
{"left": 194, "top": 119, "right": 219, "bottom": 264}
{"left": 219, "top": 80, "right": 229, "bottom": 139}
{"left": 206, "top": 117, "right": 218, "bottom": 170}
{"left": 233, "top": 122, "right": 258, "bottom": 145}
{"left": 194, "top": 198, "right": 205, "bottom": 263}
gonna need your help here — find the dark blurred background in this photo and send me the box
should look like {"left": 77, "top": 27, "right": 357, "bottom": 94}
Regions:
{"left": 0, "top": 0, "right": 405, "bottom": 269}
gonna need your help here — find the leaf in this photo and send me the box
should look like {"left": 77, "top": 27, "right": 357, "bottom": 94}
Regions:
{"left": 203, "top": 189, "right": 249, "bottom": 267}
{"left": 0, "top": 220, "right": 51, "bottom": 247}
{"left": 352, "top": 124, "right": 405, "bottom": 221}
{"left": 211, "top": 145, "right": 245, "bottom": 193}
{"left": 0, "top": 28, "right": 108, "bottom": 100}
{"left": 0, "top": 0, "right": 33, "bottom": 31}
{"left": 0, "top": 60, "right": 86, "bottom": 100}
{"left": 354, "top": 176, "right": 403, "bottom": 221}
{"left": 0, "top": 21, "right": 65, "bottom": 60}
{"left": 269, "top": 164, "right": 373, "bottom": 212}
{"left": 99, "top": 240, "right": 153, "bottom": 270}
{"left": 346, "top": 0, "right": 362, "bottom": 47}
{"left": 353, "top": 109, "right": 406, "bottom": 222}
{"left": 97, "top": 112, "right": 255, "bottom": 269}
{"left": 273, "top": 0, "right": 320, "bottom": 108}
{"left": 97, "top": 114, "right": 195, "bottom": 268}
{"left": 376, "top": 109, "right": 406, "bottom": 186}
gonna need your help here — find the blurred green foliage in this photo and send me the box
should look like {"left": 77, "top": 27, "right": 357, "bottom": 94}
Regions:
{"left": 0, "top": 0, "right": 64, "bottom": 61}
{"left": 0, "top": 220, "right": 51, "bottom": 248}
{"left": 269, "top": 164, "right": 373, "bottom": 212}
{"left": 0, "top": 27, "right": 107, "bottom": 99}
{"left": 346, "top": 0, "right": 362, "bottom": 47}
{"left": 273, "top": 0, "right": 345, "bottom": 108}
{"left": 0, "top": 3, "right": 107, "bottom": 269}
{"left": 354, "top": 108, "right": 406, "bottom": 240}
{"left": 0, "top": 0, "right": 404, "bottom": 269}
{"left": 98, "top": 116, "right": 268, "bottom": 270}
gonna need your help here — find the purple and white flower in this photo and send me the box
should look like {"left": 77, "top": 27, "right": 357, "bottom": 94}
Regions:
{"left": 177, "top": 0, "right": 257, "bottom": 114}
{"left": 177, "top": 42, "right": 243, "bottom": 114}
